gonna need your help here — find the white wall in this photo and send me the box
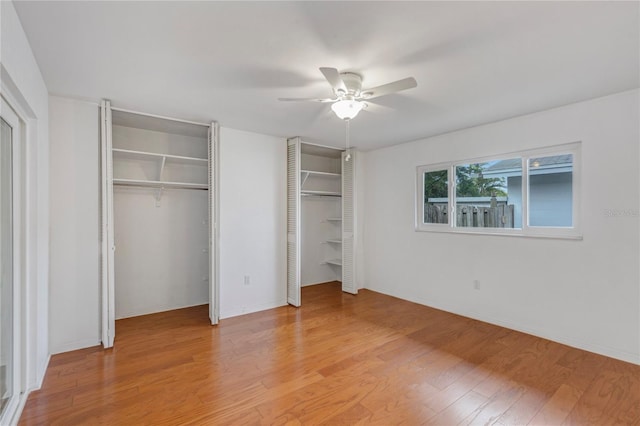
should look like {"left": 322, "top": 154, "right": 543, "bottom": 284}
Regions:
{"left": 219, "top": 127, "right": 286, "bottom": 318}
{"left": 48, "top": 97, "right": 100, "bottom": 353}
{"left": 112, "top": 125, "right": 209, "bottom": 319}
{"left": 1, "top": 0, "right": 50, "bottom": 390}
{"left": 363, "top": 90, "right": 640, "bottom": 364}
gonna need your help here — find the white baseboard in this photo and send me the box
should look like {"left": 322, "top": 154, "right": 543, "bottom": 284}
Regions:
{"left": 7, "top": 391, "right": 29, "bottom": 426}
{"left": 366, "top": 285, "right": 640, "bottom": 366}
{"left": 115, "top": 300, "right": 209, "bottom": 320}
{"left": 50, "top": 338, "right": 101, "bottom": 355}
{"left": 301, "top": 280, "right": 340, "bottom": 287}
{"left": 220, "top": 299, "right": 287, "bottom": 319}
{"left": 35, "top": 354, "right": 51, "bottom": 389}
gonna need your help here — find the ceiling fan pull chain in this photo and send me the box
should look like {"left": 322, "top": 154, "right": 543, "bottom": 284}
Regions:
{"left": 346, "top": 119, "right": 350, "bottom": 151}
{"left": 344, "top": 119, "right": 352, "bottom": 162}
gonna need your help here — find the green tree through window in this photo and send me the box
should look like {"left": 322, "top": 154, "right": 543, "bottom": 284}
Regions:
{"left": 455, "top": 164, "right": 506, "bottom": 197}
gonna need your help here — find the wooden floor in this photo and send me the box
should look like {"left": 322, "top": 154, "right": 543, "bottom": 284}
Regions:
{"left": 20, "top": 282, "right": 640, "bottom": 425}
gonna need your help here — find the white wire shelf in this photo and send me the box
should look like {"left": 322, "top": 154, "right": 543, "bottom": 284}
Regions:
{"left": 301, "top": 170, "right": 341, "bottom": 177}
{"left": 301, "top": 190, "right": 341, "bottom": 197}
{"left": 113, "top": 178, "right": 208, "bottom": 190}
{"left": 113, "top": 148, "right": 207, "bottom": 165}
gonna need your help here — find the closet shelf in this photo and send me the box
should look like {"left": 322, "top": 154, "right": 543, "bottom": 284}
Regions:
{"left": 325, "top": 259, "right": 342, "bottom": 267}
{"left": 301, "top": 190, "right": 341, "bottom": 197}
{"left": 113, "top": 148, "right": 207, "bottom": 165}
{"left": 113, "top": 178, "right": 208, "bottom": 190}
{"left": 301, "top": 170, "right": 341, "bottom": 177}
{"left": 326, "top": 239, "right": 342, "bottom": 244}
{"left": 326, "top": 217, "right": 342, "bottom": 221}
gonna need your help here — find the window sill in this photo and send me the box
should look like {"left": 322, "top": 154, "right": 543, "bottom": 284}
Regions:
{"left": 415, "top": 225, "right": 583, "bottom": 240}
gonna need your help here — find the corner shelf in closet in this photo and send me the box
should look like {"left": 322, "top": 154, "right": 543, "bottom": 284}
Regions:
{"left": 326, "top": 239, "right": 342, "bottom": 244}
{"left": 326, "top": 217, "right": 342, "bottom": 221}
{"left": 324, "top": 259, "right": 342, "bottom": 267}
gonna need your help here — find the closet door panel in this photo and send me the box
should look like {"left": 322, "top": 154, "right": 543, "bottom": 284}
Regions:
{"left": 100, "top": 100, "right": 116, "bottom": 347}
{"left": 287, "top": 138, "right": 301, "bottom": 306}
{"left": 208, "top": 123, "right": 220, "bottom": 325}
{"left": 341, "top": 150, "right": 357, "bottom": 294}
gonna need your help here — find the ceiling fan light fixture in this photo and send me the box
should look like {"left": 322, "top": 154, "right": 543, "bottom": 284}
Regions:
{"left": 331, "top": 99, "right": 365, "bottom": 120}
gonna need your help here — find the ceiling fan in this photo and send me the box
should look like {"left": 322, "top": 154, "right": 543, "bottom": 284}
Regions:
{"left": 278, "top": 67, "right": 418, "bottom": 120}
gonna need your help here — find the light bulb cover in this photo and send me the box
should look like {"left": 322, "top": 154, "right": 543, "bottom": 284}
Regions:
{"left": 331, "top": 99, "right": 364, "bottom": 120}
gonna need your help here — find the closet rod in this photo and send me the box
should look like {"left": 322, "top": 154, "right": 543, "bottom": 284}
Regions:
{"left": 110, "top": 107, "right": 210, "bottom": 127}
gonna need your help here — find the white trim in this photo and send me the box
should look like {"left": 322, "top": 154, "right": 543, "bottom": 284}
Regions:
{"left": 35, "top": 354, "right": 50, "bottom": 389}
{"left": 220, "top": 298, "right": 287, "bottom": 320}
{"left": 0, "top": 97, "right": 23, "bottom": 426}
{"left": 416, "top": 142, "right": 582, "bottom": 239}
{"left": 0, "top": 65, "right": 48, "bottom": 424}
{"left": 110, "top": 107, "right": 209, "bottom": 127}
{"left": 7, "top": 391, "right": 28, "bottom": 426}
{"left": 50, "top": 339, "right": 101, "bottom": 356}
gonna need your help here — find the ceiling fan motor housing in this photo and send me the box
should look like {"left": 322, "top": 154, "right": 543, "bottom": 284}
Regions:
{"left": 339, "top": 72, "right": 363, "bottom": 97}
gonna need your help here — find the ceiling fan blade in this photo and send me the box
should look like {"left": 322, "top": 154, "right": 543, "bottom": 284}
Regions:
{"left": 319, "top": 67, "right": 347, "bottom": 94}
{"left": 278, "top": 97, "right": 337, "bottom": 103}
{"left": 361, "top": 101, "right": 394, "bottom": 114}
{"left": 361, "top": 77, "right": 417, "bottom": 99}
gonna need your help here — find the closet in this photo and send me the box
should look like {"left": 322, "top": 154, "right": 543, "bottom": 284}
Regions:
{"left": 287, "top": 137, "right": 356, "bottom": 306}
{"left": 100, "top": 101, "right": 219, "bottom": 348}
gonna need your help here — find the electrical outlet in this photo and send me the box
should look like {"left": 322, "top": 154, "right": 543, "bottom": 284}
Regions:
{"left": 244, "top": 275, "right": 250, "bottom": 286}
{"left": 473, "top": 280, "right": 480, "bottom": 290}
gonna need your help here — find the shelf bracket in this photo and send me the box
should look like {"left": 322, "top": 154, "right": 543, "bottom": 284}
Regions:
{"left": 155, "top": 156, "right": 167, "bottom": 207}
{"left": 155, "top": 187, "right": 164, "bottom": 207}
{"left": 301, "top": 171, "right": 310, "bottom": 187}
{"left": 158, "top": 156, "right": 167, "bottom": 181}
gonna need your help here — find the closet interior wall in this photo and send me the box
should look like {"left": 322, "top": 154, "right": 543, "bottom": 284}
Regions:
{"left": 111, "top": 112, "right": 209, "bottom": 319}
{"left": 300, "top": 145, "right": 343, "bottom": 286}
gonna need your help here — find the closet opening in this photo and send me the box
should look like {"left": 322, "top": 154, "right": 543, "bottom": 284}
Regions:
{"left": 300, "top": 143, "right": 343, "bottom": 303}
{"left": 287, "top": 137, "right": 357, "bottom": 307}
{"left": 101, "top": 102, "right": 219, "bottom": 348}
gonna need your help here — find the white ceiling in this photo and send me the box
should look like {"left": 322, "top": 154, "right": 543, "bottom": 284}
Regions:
{"left": 13, "top": 1, "right": 639, "bottom": 150}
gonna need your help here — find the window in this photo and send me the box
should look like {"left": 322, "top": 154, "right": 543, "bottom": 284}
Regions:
{"left": 423, "top": 168, "right": 448, "bottom": 224}
{"left": 455, "top": 159, "right": 521, "bottom": 229}
{"left": 528, "top": 154, "right": 573, "bottom": 227}
{"left": 416, "top": 143, "right": 580, "bottom": 238}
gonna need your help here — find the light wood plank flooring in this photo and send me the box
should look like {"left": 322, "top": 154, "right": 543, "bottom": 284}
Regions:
{"left": 20, "top": 282, "right": 640, "bottom": 425}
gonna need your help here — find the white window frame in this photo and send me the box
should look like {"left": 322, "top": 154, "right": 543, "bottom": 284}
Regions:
{"left": 416, "top": 142, "right": 582, "bottom": 239}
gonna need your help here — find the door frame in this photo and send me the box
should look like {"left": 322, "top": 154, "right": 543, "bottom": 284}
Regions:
{"left": 100, "top": 102, "right": 220, "bottom": 348}
{"left": 0, "top": 95, "right": 25, "bottom": 425}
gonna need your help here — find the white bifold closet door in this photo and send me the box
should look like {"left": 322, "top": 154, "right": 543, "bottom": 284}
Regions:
{"left": 286, "top": 138, "right": 301, "bottom": 307}
{"left": 100, "top": 101, "right": 219, "bottom": 349}
{"left": 100, "top": 100, "right": 116, "bottom": 348}
{"left": 207, "top": 123, "right": 220, "bottom": 325}
{"left": 341, "top": 149, "right": 357, "bottom": 294}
